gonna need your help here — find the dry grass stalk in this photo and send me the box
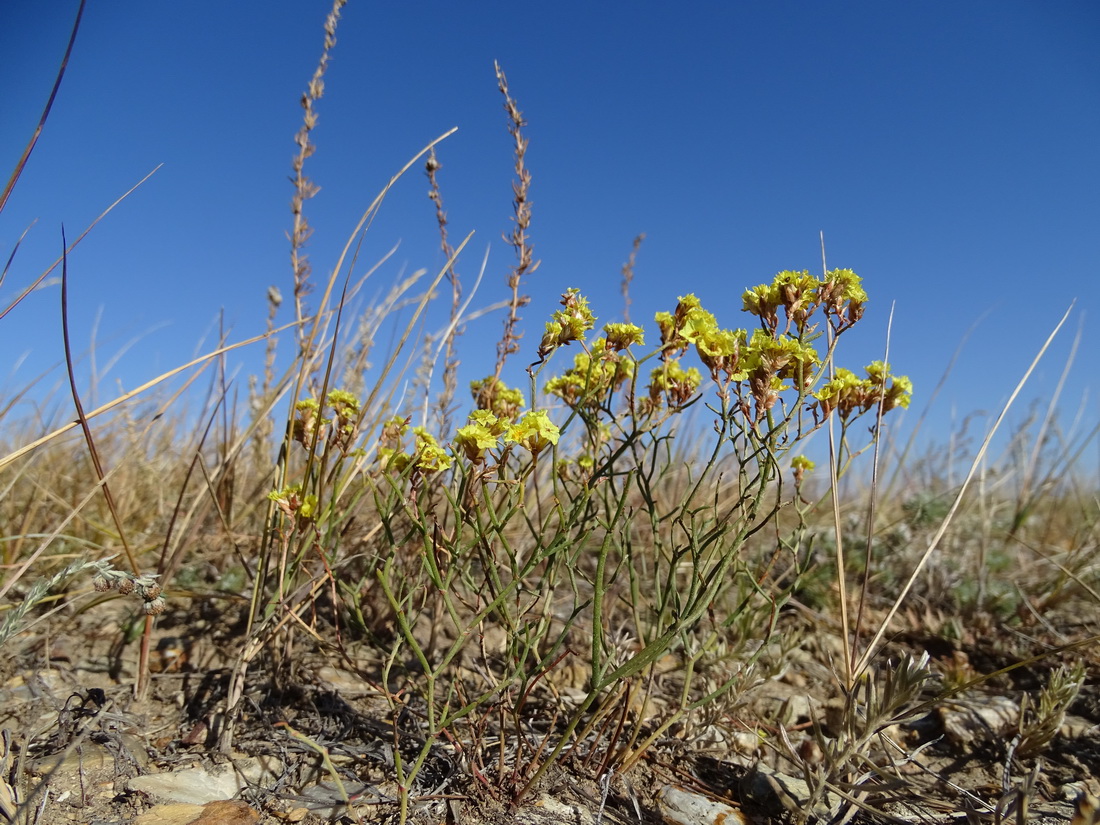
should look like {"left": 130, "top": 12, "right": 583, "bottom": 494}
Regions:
{"left": 0, "top": 0, "right": 85, "bottom": 215}
{"left": 492, "top": 61, "right": 538, "bottom": 380}
{"left": 425, "top": 148, "right": 463, "bottom": 436}
{"left": 1, "top": 166, "right": 161, "bottom": 324}
{"left": 290, "top": 0, "right": 347, "bottom": 357}
{"left": 852, "top": 302, "right": 1076, "bottom": 680}
{"left": 620, "top": 233, "right": 645, "bottom": 323}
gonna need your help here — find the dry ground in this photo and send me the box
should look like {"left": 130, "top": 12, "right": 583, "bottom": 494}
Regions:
{"left": 3, "top": 586, "right": 1098, "bottom": 825}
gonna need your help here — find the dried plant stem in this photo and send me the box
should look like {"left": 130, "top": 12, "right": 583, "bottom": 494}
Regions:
{"left": 851, "top": 301, "right": 895, "bottom": 670}
{"left": 0, "top": 0, "right": 85, "bottom": 215}
{"left": 59, "top": 232, "right": 136, "bottom": 576}
{"left": 1009, "top": 317, "right": 1081, "bottom": 538}
{"left": 620, "top": 233, "right": 645, "bottom": 323}
{"left": 426, "top": 148, "right": 462, "bottom": 434}
{"left": 418, "top": 246, "right": 498, "bottom": 429}
{"left": 289, "top": 128, "right": 458, "bottom": 419}
{"left": 853, "top": 301, "right": 1076, "bottom": 679}
{"left": 0, "top": 319, "right": 303, "bottom": 472}
{"left": 493, "top": 61, "right": 538, "bottom": 380}
{"left": 60, "top": 228, "right": 155, "bottom": 698}
{"left": 290, "top": 0, "right": 347, "bottom": 357}
{"left": 820, "top": 236, "right": 854, "bottom": 688}
{"left": 262, "top": 286, "right": 283, "bottom": 399}
{"left": 1, "top": 166, "right": 161, "bottom": 323}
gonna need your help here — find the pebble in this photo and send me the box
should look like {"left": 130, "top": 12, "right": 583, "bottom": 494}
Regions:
{"left": 127, "top": 756, "right": 284, "bottom": 805}
{"left": 657, "top": 784, "right": 748, "bottom": 825}
{"left": 514, "top": 794, "right": 595, "bottom": 824}
{"left": 133, "top": 800, "right": 260, "bottom": 825}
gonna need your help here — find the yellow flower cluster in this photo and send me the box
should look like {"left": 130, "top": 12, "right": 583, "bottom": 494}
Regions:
{"left": 470, "top": 377, "right": 525, "bottom": 420}
{"left": 655, "top": 295, "right": 748, "bottom": 383}
{"left": 545, "top": 338, "right": 635, "bottom": 410}
{"left": 454, "top": 408, "right": 560, "bottom": 462}
{"left": 646, "top": 359, "right": 702, "bottom": 409}
{"left": 291, "top": 389, "right": 364, "bottom": 454}
{"left": 813, "top": 361, "right": 913, "bottom": 420}
{"left": 379, "top": 421, "right": 453, "bottom": 475}
{"left": 370, "top": 269, "right": 909, "bottom": 485}
{"left": 537, "top": 288, "right": 597, "bottom": 362}
{"left": 742, "top": 268, "right": 867, "bottom": 334}
{"left": 268, "top": 483, "right": 319, "bottom": 525}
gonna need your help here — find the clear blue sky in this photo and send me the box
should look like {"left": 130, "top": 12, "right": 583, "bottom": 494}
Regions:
{"left": 3, "top": 1, "right": 1098, "bottom": 458}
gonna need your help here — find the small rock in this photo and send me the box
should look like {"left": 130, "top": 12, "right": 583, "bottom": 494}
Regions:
{"left": 514, "top": 794, "right": 595, "bottom": 824}
{"left": 129, "top": 766, "right": 240, "bottom": 804}
{"left": 1062, "top": 782, "right": 1089, "bottom": 801}
{"left": 938, "top": 694, "right": 1019, "bottom": 749}
{"left": 657, "top": 784, "right": 748, "bottom": 825}
{"left": 189, "top": 800, "right": 261, "bottom": 825}
{"left": 127, "top": 756, "right": 285, "bottom": 804}
{"left": 133, "top": 803, "right": 205, "bottom": 825}
{"left": 730, "top": 730, "right": 765, "bottom": 755}
{"left": 30, "top": 744, "right": 110, "bottom": 776}
{"left": 315, "top": 666, "right": 376, "bottom": 697}
{"left": 297, "top": 780, "right": 385, "bottom": 820}
{"left": 134, "top": 800, "right": 260, "bottom": 825}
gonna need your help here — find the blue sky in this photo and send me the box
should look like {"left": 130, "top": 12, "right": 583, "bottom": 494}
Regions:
{"left": 3, "top": 1, "right": 1098, "bottom": 460}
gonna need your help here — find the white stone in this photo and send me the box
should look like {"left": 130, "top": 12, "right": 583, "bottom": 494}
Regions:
{"left": 657, "top": 784, "right": 748, "bottom": 825}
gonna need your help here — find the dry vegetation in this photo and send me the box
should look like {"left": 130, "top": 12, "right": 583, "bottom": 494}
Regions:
{"left": 2, "top": 3, "right": 1099, "bottom": 825}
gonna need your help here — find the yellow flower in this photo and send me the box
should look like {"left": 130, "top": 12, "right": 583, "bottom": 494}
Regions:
{"left": 812, "top": 368, "right": 863, "bottom": 418}
{"left": 506, "top": 410, "right": 560, "bottom": 456}
{"left": 742, "top": 283, "right": 781, "bottom": 330}
{"left": 469, "top": 408, "right": 509, "bottom": 436}
{"left": 326, "top": 389, "right": 361, "bottom": 448}
{"left": 818, "top": 268, "right": 867, "bottom": 329}
{"left": 537, "top": 289, "right": 597, "bottom": 361}
{"left": 470, "top": 377, "right": 525, "bottom": 420}
{"left": 646, "top": 360, "right": 702, "bottom": 408}
{"left": 791, "top": 455, "right": 815, "bottom": 484}
{"left": 545, "top": 342, "right": 634, "bottom": 409}
{"left": 603, "top": 322, "right": 645, "bottom": 351}
{"left": 791, "top": 455, "right": 815, "bottom": 473}
{"left": 292, "top": 398, "right": 328, "bottom": 445}
{"left": 268, "top": 483, "right": 318, "bottom": 524}
{"left": 742, "top": 330, "right": 819, "bottom": 392}
{"left": 454, "top": 421, "right": 500, "bottom": 462}
{"left": 411, "top": 427, "right": 452, "bottom": 472}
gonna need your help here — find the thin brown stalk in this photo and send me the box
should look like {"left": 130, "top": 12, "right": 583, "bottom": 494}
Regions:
{"left": 417, "top": 247, "right": 503, "bottom": 430}
{"left": 156, "top": 387, "right": 228, "bottom": 583}
{"left": 59, "top": 231, "right": 137, "bottom": 575}
{"left": 288, "top": 128, "right": 458, "bottom": 418}
{"left": 60, "top": 228, "right": 156, "bottom": 698}
{"left": 426, "top": 148, "right": 463, "bottom": 436}
{"left": 820, "top": 233, "right": 853, "bottom": 688}
{"left": 0, "top": 0, "right": 85, "bottom": 216}
{"left": 620, "top": 233, "right": 645, "bottom": 324}
{"left": 492, "top": 61, "right": 538, "bottom": 380}
{"left": 260, "top": 286, "right": 283, "bottom": 414}
{"left": 290, "top": 0, "right": 347, "bottom": 357}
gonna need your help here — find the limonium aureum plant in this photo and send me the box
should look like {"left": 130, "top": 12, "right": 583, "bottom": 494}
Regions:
{"left": 259, "top": 268, "right": 910, "bottom": 808}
